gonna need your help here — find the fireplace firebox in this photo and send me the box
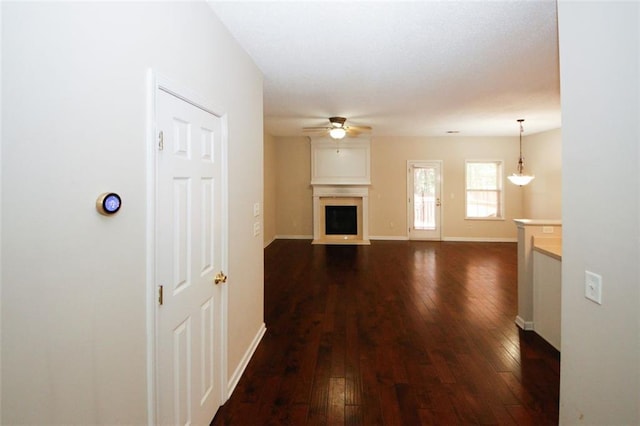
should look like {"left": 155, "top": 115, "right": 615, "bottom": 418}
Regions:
{"left": 325, "top": 206, "right": 358, "bottom": 235}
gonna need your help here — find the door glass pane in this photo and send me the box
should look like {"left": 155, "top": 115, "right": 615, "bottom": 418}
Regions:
{"left": 413, "top": 167, "right": 436, "bottom": 230}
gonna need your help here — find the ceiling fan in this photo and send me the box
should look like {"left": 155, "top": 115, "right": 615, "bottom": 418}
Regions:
{"left": 303, "top": 117, "right": 372, "bottom": 140}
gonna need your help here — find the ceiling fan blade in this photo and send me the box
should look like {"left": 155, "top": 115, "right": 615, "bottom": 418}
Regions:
{"left": 345, "top": 128, "right": 362, "bottom": 137}
{"left": 303, "top": 127, "right": 330, "bottom": 133}
{"left": 346, "top": 125, "right": 372, "bottom": 132}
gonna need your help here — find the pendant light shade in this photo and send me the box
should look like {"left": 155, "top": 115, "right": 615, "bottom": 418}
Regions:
{"left": 507, "top": 119, "right": 535, "bottom": 186}
{"left": 507, "top": 174, "right": 535, "bottom": 186}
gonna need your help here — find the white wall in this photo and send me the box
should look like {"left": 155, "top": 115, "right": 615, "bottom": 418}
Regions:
{"left": 0, "top": 1, "right": 3, "bottom": 418}
{"left": 558, "top": 1, "right": 639, "bottom": 424}
{"left": 1, "top": 2, "right": 263, "bottom": 424}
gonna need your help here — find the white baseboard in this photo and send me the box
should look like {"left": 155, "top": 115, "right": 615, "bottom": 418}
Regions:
{"left": 442, "top": 236, "right": 518, "bottom": 243}
{"left": 369, "top": 235, "right": 409, "bottom": 241}
{"left": 264, "top": 236, "right": 277, "bottom": 248}
{"left": 226, "top": 322, "right": 267, "bottom": 399}
{"left": 274, "top": 234, "right": 313, "bottom": 240}
{"left": 515, "top": 316, "right": 535, "bottom": 330}
{"left": 370, "top": 236, "right": 517, "bottom": 243}
{"left": 271, "top": 236, "right": 517, "bottom": 243}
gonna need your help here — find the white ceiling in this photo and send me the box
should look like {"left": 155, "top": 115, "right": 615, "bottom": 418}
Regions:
{"left": 208, "top": 1, "right": 560, "bottom": 137}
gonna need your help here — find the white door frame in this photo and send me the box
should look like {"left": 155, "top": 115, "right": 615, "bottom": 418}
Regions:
{"left": 145, "top": 69, "right": 229, "bottom": 425}
{"left": 407, "top": 160, "right": 443, "bottom": 240}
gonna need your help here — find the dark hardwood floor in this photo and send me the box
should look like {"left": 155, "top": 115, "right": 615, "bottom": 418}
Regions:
{"left": 212, "top": 240, "right": 560, "bottom": 425}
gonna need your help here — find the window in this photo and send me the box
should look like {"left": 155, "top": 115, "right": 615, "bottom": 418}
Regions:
{"left": 465, "top": 161, "right": 503, "bottom": 219}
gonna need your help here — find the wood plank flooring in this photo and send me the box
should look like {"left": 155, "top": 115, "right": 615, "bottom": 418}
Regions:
{"left": 212, "top": 240, "right": 560, "bottom": 425}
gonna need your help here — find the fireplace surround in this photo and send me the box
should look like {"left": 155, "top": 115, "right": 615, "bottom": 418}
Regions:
{"left": 312, "top": 186, "right": 369, "bottom": 244}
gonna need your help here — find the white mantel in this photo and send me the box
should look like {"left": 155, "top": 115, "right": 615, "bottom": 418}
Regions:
{"left": 311, "top": 137, "right": 371, "bottom": 245}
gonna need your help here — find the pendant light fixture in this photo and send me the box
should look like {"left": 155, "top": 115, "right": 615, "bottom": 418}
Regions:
{"left": 507, "top": 119, "right": 535, "bottom": 186}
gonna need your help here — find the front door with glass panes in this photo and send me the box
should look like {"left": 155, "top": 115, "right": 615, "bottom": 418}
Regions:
{"left": 407, "top": 161, "right": 442, "bottom": 240}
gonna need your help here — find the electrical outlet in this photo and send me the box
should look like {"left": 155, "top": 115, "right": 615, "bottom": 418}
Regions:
{"left": 585, "top": 270, "right": 602, "bottom": 305}
{"left": 542, "top": 226, "right": 554, "bottom": 234}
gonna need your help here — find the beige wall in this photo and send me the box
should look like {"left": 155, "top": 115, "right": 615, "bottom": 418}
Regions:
{"left": 558, "top": 1, "right": 639, "bottom": 424}
{"left": 371, "top": 135, "right": 524, "bottom": 240}
{"left": 269, "top": 134, "right": 535, "bottom": 241}
{"left": 274, "top": 137, "right": 313, "bottom": 238}
{"left": 2, "top": 2, "right": 264, "bottom": 423}
{"left": 263, "top": 132, "right": 277, "bottom": 245}
{"left": 523, "top": 128, "right": 562, "bottom": 219}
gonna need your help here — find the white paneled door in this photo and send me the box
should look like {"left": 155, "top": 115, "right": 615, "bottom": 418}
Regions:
{"left": 156, "top": 88, "right": 225, "bottom": 425}
{"left": 407, "top": 161, "right": 442, "bottom": 240}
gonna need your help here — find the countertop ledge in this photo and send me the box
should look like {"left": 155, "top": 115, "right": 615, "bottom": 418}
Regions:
{"left": 513, "top": 219, "right": 562, "bottom": 227}
{"left": 532, "top": 236, "right": 562, "bottom": 261}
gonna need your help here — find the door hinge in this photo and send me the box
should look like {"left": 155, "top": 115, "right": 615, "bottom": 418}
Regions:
{"left": 158, "top": 285, "right": 164, "bottom": 305}
{"left": 158, "top": 131, "right": 164, "bottom": 151}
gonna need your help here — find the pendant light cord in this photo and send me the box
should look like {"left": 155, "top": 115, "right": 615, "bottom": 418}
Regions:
{"left": 517, "top": 119, "right": 525, "bottom": 174}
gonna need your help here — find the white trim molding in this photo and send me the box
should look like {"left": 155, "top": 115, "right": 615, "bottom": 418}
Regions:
{"left": 515, "top": 316, "right": 535, "bottom": 331}
{"left": 442, "top": 237, "right": 518, "bottom": 243}
{"left": 275, "top": 234, "right": 313, "bottom": 240}
{"left": 226, "top": 323, "right": 267, "bottom": 399}
{"left": 370, "top": 235, "right": 410, "bottom": 241}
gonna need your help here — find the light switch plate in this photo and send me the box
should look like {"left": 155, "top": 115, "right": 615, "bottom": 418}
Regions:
{"left": 585, "top": 270, "right": 602, "bottom": 305}
{"left": 253, "top": 222, "right": 260, "bottom": 237}
{"left": 253, "top": 202, "right": 260, "bottom": 217}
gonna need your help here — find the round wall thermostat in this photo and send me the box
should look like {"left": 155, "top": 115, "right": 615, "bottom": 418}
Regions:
{"left": 96, "top": 192, "right": 122, "bottom": 216}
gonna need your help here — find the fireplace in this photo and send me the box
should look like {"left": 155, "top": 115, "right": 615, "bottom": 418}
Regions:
{"left": 312, "top": 187, "right": 370, "bottom": 245}
{"left": 310, "top": 137, "right": 371, "bottom": 245}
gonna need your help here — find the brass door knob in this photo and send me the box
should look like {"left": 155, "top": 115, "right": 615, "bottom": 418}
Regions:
{"left": 214, "top": 271, "right": 227, "bottom": 285}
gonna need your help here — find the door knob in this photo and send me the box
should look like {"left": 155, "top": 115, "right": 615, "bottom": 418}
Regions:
{"left": 214, "top": 271, "right": 227, "bottom": 285}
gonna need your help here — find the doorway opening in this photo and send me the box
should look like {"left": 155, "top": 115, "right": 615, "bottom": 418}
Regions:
{"left": 407, "top": 160, "right": 442, "bottom": 240}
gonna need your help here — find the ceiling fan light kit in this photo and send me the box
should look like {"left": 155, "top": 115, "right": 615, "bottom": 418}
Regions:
{"left": 507, "top": 118, "right": 535, "bottom": 186}
{"left": 329, "top": 127, "right": 347, "bottom": 139}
